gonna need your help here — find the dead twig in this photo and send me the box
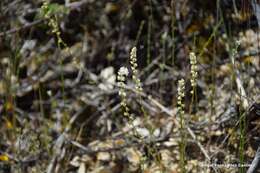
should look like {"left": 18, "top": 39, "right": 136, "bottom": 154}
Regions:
{"left": 0, "top": 19, "right": 44, "bottom": 37}
{"left": 235, "top": 70, "right": 249, "bottom": 109}
{"left": 71, "top": 132, "right": 175, "bottom": 156}
{"left": 247, "top": 146, "right": 260, "bottom": 173}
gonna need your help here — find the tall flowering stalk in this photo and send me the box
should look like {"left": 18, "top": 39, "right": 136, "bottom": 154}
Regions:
{"left": 177, "top": 79, "right": 185, "bottom": 115}
{"left": 130, "top": 47, "right": 143, "bottom": 93}
{"left": 189, "top": 52, "right": 198, "bottom": 95}
{"left": 117, "top": 67, "right": 131, "bottom": 119}
{"left": 41, "top": 1, "right": 64, "bottom": 46}
{"left": 177, "top": 79, "right": 186, "bottom": 173}
{"left": 129, "top": 47, "right": 149, "bottom": 129}
{"left": 189, "top": 52, "right": 198, "bottom": 115}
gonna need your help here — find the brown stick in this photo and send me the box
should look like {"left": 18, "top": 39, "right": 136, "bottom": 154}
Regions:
{"left": 0, "top": 19, "right": 44, "bottom": 37}
{"left": 247, "top": 146, "right": 260, "bottom": 173}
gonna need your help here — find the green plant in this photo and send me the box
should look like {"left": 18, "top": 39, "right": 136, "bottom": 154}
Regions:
{"left": 39, "top": 1, "right": 78, "bottom": 132}
{"left": 177, "top": 78, "right": 186, "bottom": 173}
{"left": 40, "top": 1, "right": 69, "bottom": 102}
{"left": 229, "top": 40, "right": 246, "bottom": 173}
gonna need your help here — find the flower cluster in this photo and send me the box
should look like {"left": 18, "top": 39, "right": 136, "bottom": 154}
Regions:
{"left": 117, "top": 67, "right": 131, "bottom": 118}
{"left": 177, "top": 79, "right": 185, "bottom": 115}
{"left": 231, "top": 40, "right": 241, "bottom": 64}
{"left": 177, "top": 78, "right": 186, "bottom": 172}
{"left": 41, "top": 1, "right": 64, "bottom": 46}
{"left": 130, "top": 47, "right": 143, "bottom": 93}
{"left": 189, "top": 52, "right": 198, "bottom": 90}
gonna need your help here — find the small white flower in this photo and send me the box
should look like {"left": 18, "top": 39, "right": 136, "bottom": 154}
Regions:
{"left": 118, "top": 67, "right": 129, "bottom": 77}
{"left": 236, "top": 40, "right": 241, "bottom": 46}
{"left": 130, "top": 47, "right": 137, "bottom": 59}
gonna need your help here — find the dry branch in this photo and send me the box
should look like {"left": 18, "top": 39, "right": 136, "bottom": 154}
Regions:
{"left": 247, "top": 146, "right": 260, "bottom": 173}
